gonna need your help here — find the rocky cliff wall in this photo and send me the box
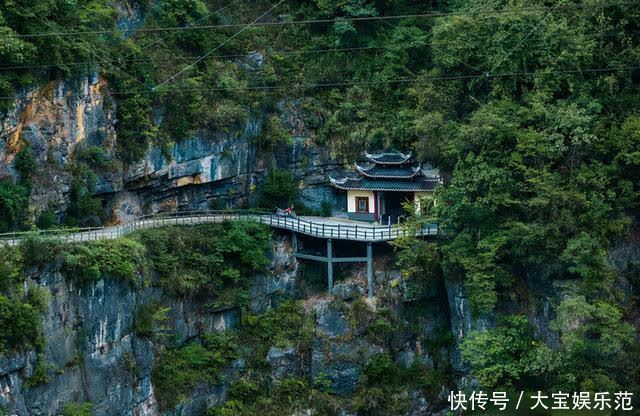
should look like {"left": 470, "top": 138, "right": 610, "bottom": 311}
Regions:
{"left": 0, "top": 76, "right": 345, "bottom": 225}
{"left": 0, "top": 232, "right": 454, "bottom": 416}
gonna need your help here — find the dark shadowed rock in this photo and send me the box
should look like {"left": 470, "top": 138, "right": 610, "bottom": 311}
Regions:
{"left": 331, "top": 282, "right": 365, "bottom": 301}
{"left": 315, "top": 300, "right": 349, "bottom": 338}
{"left": 266, "top": 346, "right": 301, "bottom": 380}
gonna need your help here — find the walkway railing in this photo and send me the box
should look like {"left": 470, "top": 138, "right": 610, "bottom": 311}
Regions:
{"left": 0, "top": 210, "right": 437, "bottom": 246}
{"left": 263, "top": 214, "right": 437, "bottom": 241}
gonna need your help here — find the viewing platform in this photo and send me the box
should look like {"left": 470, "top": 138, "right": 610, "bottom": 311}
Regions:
{"left": 0, "top": 211, "right": 437, "bottom": 297}
{"left": 0, "top": 210, "right": 438, "bottom": 246}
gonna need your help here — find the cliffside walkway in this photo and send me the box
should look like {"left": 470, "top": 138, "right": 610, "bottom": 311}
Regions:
{"left": 0, "top": 211, "right": 437, "bottom": 297}
{"left": 0, "top": 210, "right": 438, "bottom": 247}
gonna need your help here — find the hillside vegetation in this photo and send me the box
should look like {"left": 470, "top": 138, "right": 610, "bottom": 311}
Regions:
{"left": 0, "top": 0, "right": 639, "bottom": 408}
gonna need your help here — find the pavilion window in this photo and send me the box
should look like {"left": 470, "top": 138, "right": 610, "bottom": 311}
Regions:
{"left": 356, "top": 197, "right": 369, "bottom": 213}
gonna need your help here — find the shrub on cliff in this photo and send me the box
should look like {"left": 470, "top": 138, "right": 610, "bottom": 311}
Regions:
{"left": 60, "top": 239, "right": 148, "bottom": 285}
{"left": 152, "top": 332, "right": 239, "bottom": 410}
{"left": 0, "top": 180, "right": 30, "bottom": 232}
{"left": 61, "top": 402, "right": 92, "bottom": 416}
{"left": 0, "top": 295, "right": 42, "bottom": 353}
{"left": 258, "top": 169, "right": 298, "bottom": 210}
{"left": 133, "top": 221, "right": 271, "bottom": 298}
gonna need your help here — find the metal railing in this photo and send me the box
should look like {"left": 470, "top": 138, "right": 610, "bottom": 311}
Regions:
{"left": 262, "top": 215, "right": 437, "bottom": 241}
{"left": 0, "top": 210, "right": 437, "bottom": 246}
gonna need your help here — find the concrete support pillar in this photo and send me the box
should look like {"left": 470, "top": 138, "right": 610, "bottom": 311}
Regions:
{"left": 327, "top": 239, "right": 333, "bottom": 291}
{"left": 292, "top": 232, "right": 298, "bottom": 253}
{"left": 367, "top": 242, "right": 373, "bottom": 298}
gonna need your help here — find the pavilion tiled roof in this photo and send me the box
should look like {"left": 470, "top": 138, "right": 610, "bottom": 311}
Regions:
{"left": 329, "top": 176, "right": 438, "bottom": 192}
{"left": 355, "top": 163, "right": 422, "bottom": 179}
{"left": 330, "top": 150, "right": 440, "bottom": 192}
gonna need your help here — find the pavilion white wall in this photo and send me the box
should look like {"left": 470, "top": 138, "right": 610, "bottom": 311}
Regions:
{"left": 347, "top": 190, "right": 375, "bottom": 213}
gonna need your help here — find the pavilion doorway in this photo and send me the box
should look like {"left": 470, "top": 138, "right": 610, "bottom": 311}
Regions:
{"left": 377, "top": 191, "right": 414, "bottom": 225}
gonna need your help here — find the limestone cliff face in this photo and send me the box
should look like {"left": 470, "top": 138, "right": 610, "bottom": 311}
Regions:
{"left": 0, "top": 77, "right": 343, "bottom": 225}
{"left": 0, "top": 235, "right": 453, "bottom": 416}
{"left": 0, "top": 74, "right": 118, "bottom": 216}
{"left": 0, "top": 236, "right": 293, "bottom": 416}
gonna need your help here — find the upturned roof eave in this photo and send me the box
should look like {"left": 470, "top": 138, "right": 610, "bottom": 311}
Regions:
{"left": 329, "top": 179, "right": 437, "bottom": 192}
{"left": 354, "top": 163, "right": 423, "bottom": 179}
{"left": 363, "top": 150, "right": 413, "bottom": 165}
{"left": 331, "top": 184, "right": 434, "bottom": 192}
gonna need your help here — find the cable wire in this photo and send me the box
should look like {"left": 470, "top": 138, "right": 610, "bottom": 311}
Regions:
{"left": 7, "top": 2, "right": 639, "bottom": 39}
{"left": 4, "top": 0, "right": 153, "bottom": 92}
{"left": 0, "top": 46, "right": 384, "bottom": 71}
{"left": 487, "top": 0, "right": 566, "bottom": 75}
{"left": 374, "top": 15, "right": 483, "bottom": 75}
{"left": 1, "top": 65, "right": 636, "bottom": 101}
{"left": 153, "top": 0, "right": 285, "bottom": 90}
{"left": 0, "top": 28, "right": 635, "bottom": 72}
{"left": 120, "top": 0, "right": 244, "bottom": 63}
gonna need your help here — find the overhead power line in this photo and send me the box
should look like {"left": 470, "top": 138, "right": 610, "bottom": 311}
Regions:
{"left": 120, "top": 0, "right": 244, "bottom": 65}
{"left": 0, "top": 66, "right": 637, "bottom": 101}
{"left": 154, "top": 0, "right": 285, "bottom": 89}
{"left": 487, "top": 0, "right": 566, "bottom": 74}
{"left": 4, "top": 0, "right": 153, "bottom": 92}
{"left": 0, "top": 46, "right": 384, "bottom": 71}
{"left": 6, "top": 1, "right": 639, "bottom": 39}
{"left": 0, "top": 28, "right": 635, "bottom": 72}
{"left": 373, "top": 15, "right": 483, "bottom": 75}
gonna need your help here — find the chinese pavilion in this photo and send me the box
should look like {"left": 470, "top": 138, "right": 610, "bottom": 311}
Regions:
{"left": 329, "top": 151, "right": 441, "bottom": 224}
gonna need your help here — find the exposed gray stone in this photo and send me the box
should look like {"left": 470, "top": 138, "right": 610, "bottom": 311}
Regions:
{"left": 266, "top": 346, "right": 300, "bottom": 380}
{"left": 406, "top": 390, "right": 430, "bottom": 416}
{"left": 315, "top": 300, "right": 349, "bottom": 338}
{"left": 331, "top": 282, "right": 365, "bottom": 301}
{"left": 250, "top": 235, "right": 298, "bottom": 313}
{"left": 310, "top": 337, "right": 383, "bottom": 396}
{"left": 0, "top": 235, "right": 295, "bottom": 416}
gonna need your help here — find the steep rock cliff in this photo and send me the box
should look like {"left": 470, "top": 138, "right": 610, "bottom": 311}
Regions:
{"left": 0, "top": 77, "right": 344, "bottom": 225}
{"left": 0, "top": 232, "right": 453, "bottom": 416}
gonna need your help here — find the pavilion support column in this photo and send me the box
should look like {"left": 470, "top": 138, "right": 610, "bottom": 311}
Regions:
{"left": 292, "top": 232, "right": 298, "bottom": 253}
{"left": 327, "top": 239, "right": 334, "bottom": 292}
{"left": 367, "top": 242, "right": 373, "bottom": 298}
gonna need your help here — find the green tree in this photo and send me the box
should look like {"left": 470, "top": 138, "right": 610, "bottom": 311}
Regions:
{"left": 259, "top": 169, "right": 298, "bottom": 209}
{"left": 460, "top": 316, "right": 548, "bottom": 389}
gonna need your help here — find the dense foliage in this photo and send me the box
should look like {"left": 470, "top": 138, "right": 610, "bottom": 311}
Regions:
{"left": 61, "top": 238, "right": 147, "bottom": 285}
{"left": 153, "top": 332, "right": 240, "bottom": 410}
{"left": 0, "top": 0, "right": 639, "bottom": 409}
{"left": 0, "top": 245, "right": 47, "bottom": 352}
{"left": 258, "top": 168, "right": 299, "bottom": 210}
{"left": 0, "top": 147, "right": 34, "bottom": 232}
{"left": 134, "top": 221, "right": 271, "bottom": 300}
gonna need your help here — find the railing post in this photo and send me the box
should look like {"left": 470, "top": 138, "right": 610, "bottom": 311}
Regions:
{"left": 327, "top": 239, "right": 333, "bottom": 292}
{"left": 367, "top": 242, "right": 373, "bottom": 298}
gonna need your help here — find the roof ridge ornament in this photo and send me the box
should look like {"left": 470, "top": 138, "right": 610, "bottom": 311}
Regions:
{"left": 362, "top": 150, "right": 413, "bottom": 165}
{"left": 354, "top": 163, "right": 375, "bottom": 172}
{"left": 329, "top": 175, "right": 350, "bottom": 185}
